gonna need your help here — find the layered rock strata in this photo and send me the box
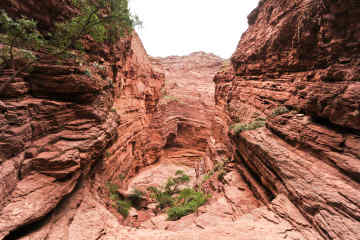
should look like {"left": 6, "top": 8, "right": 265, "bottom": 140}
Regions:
{"left": 1, "top": 0, "right": 359, "bottom": 239}
{"left": 0, "top": 1, "right": 163, "bottom": 239}
{"left": 129, "top": 52, "right": 263, "bottom": 230}
{"left": 214, "top": 0, "right": 360, "bottom": 239}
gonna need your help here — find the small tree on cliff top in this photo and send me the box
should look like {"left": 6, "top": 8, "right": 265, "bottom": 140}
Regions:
{"left": 0, "top": 0, "right": 141, "bottom": 92}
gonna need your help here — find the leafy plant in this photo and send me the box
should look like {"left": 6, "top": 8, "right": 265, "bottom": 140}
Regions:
{"left": 167, "top": 188, "right": 210, "bottom": 221}
{"left": 106, "top": 181, "right": 143, "bottom": 218}
{"left": 115, "top": 199, "right": 132, "bottom": 218}
{"left": 271, "top": 106, "right": 290, "bottom": 117}
{"left": 118, "top": 173, "right": 125, "bottom": 180}
{"left": 128, "top": 188, "right": 145, "bottom": 209}
{"left": 164, "top": 170, "right": 191, "bottom": 194}
{"left": 0, "top": 0, "right": 141, "bottom": 92}
{"left": 147, "top": 186, "right": 174, "bottom": 209}
{"left": 147, "top": 170, "right": 210, "bottom": 220}
{"left": 202, "top": 162, "right": 226, "bottom": 183}
{"left": 0, "top": 11, "right": 46, "bottom": 92}
{"left": 230, "top": 118, "right": 266, "bottom": 134}
{"left": 106, "top": 181, "right": 119, "bottom": 193}
{"left": 52, "top": 0, "right": 141, "bottom": 51}
{"left": 217, "top": 170, "right": 226, "bottom": 183}
{"left": 92, "top": 61, "right": 106, "bottom": 71}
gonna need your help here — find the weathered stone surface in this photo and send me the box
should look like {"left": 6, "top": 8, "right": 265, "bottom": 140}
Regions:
{"left": 0, "top": 1, "right": 163, "bottom": 239}
{"left": 1, "top": 0, "right": 359, "bottom": 239}
{"left": 214, "top": 0, "right": 360, "bottom": 239}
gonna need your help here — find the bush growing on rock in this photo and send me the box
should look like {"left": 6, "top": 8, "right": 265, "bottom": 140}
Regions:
{"left": 147, "top": 186, "right": 175, "bottom": 209}
{"left": 0, "top": 0, "right": 141, "bottom": 92}
{"left": 128, "top": 188, "right": 145, "bottom": 209}
{"left": 230, "top": 118, "right": 266, "bottom": 134}
{"left": 147, "top": 170, "right": 210, "bottom": 220}
{"left": 271, "top": 106, "right": 290, "bottom": 117}
{"left": 115, "top": 199, "right": 132, "bottom": 218}
{"left": 167, "top": 188, "right": 210, "bottom": 221}
{"left": 106, "top": 182, "right": 145, "bottom": 218}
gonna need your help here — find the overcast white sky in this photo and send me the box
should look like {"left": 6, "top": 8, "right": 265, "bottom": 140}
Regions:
{"left": 129, "top": 0, "right": 259, "bottom": 59}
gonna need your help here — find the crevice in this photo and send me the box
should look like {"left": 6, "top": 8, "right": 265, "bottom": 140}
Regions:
{"left": 310, "top": 115, "right": 360, "bottom": 136}
{"left": 4, "top": 215, "right": 51, "bottom": 240}
{"left": 234, "top": 149, "right": 275, "bottom": 203}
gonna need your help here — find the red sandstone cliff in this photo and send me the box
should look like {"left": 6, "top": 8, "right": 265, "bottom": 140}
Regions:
{"left": 214, "top": 0, "right": 360, "bottom": 239}
{"left": 0, "top": 1, "right": 163, "bottom": 239}
{"left": 1, "top": 0, "right": 360, "bottom": 239}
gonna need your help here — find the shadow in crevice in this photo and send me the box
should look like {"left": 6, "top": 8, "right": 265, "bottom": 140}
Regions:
{"left": 234, "top": 149, "right": 275, "bottom": 204}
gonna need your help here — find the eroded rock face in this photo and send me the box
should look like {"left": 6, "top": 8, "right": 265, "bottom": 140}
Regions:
{"left": 125, "top": 52, "right": 264, "bottom": 230}
{"left": 95, "top": 52, "right": 261, "bottom": 230}
{"left": 0, "top": 1, "right": 163, "bottom": 239}
{"left": 2, "top": 0, "right": 359, "bottom": 239}
{"left": 215, "top": 0, "right": 360, "bottom": 239}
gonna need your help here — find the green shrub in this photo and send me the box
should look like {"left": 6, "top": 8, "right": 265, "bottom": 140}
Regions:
{"left": 147, "top": 186, "right": 174, "bottom": 209}
{"left": 164, "top": 171, "right": 190, "bottom": 195}
{"left": 115, "top": 199, "right": 131, "bottom": 218}
{"left": 202, "top": 162, "right": 226, "bottom": 183}
{"left": 92, "top": 61, "right": 106, "bottom": 71}
{"left": 175, "top": 170, "right": 184, "bottom": 175}
{"left": 163, "top": 95, "right": 177, "bottom": 101}
{"left": 255, "top": 117, "right": 266, "bottom": 122}
{"left": 148, "top": 171, "right": 191, "bottom": 208}
{"left": 147, "top": 170, "right": 210, "bottom": 220}
{"left": 230, "top": 119, "right": 266, "bottom": 134}
{"left": 106, "top": 181, "right": 141, "bottom": 218}
{"left": 53, "top": 0, "right": 141, "bottom": 50}
{"left": 0, "top": 0, "right": 141, "bottom": 91}
{"left": 202, "top": 171, "right": 213, "bottom": 182}
{"left": 118, "top": 173, "right": 125, "bottom": 180}
{"left": 217, "top": 170, "right": 226, "bottom": 183}
{"left": 106, "top": 182, "right": 119, "bottom": 193}
{"left": 84, "top": 68, "right": 92, "bottom": 77}
{"left": 157, "top": 192, "right": 174, "bottom": 209}
{"left": 167, "top": 206, "right": 191, "bottom": 221}
{"left": 271, "top": 106, "right": 290, "bottom": 117}
{"left": 214, "top": 162, "right": 224, "bottom": 172}
{"left": 167, "top": 188, "right": 210, "bottom": 221}
{"left": 128, "top": 188, "right": 145, "bottom": 209}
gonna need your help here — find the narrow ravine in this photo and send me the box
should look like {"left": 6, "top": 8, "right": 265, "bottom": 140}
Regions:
{"left": 111, "top": 52, "right": 262, "bottom": 229}
{"left": 0, "top": 0, "right": 359, "bottom": 239}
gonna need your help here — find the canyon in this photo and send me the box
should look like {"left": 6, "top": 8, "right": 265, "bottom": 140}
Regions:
{"left": 0, "top": 0, "right": 359, "bottom": 239}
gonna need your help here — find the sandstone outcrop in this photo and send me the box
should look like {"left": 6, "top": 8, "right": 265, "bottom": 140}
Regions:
{"left": 214, "top": 0, "right": 360, "bottom": 239}
{"left": 1, "top": 0, "right": 359, "bottom": 239}
{"left": 129, "top": 52, "right": 263, "bottom": 230}
{"left": 0, "top": 1, "right": 163, "bottom": 239}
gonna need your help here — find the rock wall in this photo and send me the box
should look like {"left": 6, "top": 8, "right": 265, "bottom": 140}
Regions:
{"left": 0, "top": 1, "right": 163, "bottom": 239}
{"left": 148, "top": 52, "right": 231, "bottom": 170}
{"left": 1, "top": 0, "right": 360, "bottom": 239}
{"left": 214, "top": 0, "right": 360, "bottom": 239}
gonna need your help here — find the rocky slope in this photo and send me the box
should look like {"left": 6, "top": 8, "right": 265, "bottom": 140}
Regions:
{"left": 215, "top": 0, "right": 360, "bottom": 239}
{"left": 0, "top": 1, "right": 163, "bottom": 239}
{"left": 130, "top": 52, "right": 263, "bottom": 230}
{"left": 1, "top": 0, "right": 359, "bottom": 239}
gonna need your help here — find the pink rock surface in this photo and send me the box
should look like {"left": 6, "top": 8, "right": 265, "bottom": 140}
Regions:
{"left": 1, "top": 0, "right": 359, "bottom": 239}
{"left": 214, "top": 0, "right": 360, "bottom": 239}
